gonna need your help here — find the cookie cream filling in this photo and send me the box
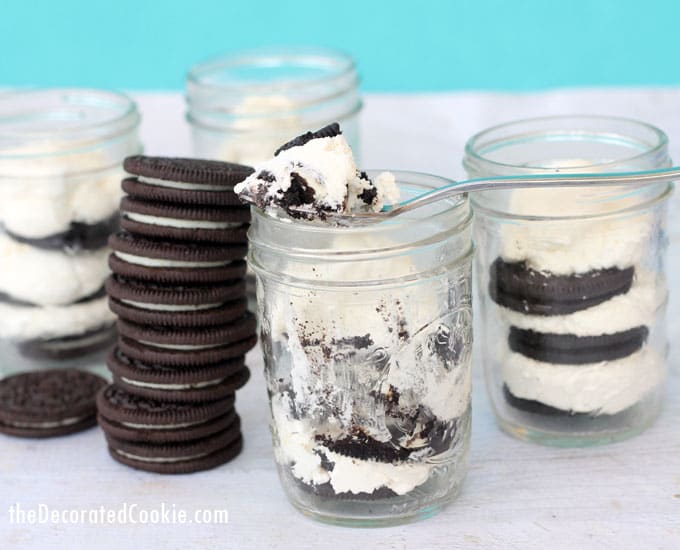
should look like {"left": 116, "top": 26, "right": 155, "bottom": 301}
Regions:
{"left": 114, "top": 449, "right": 210, "bottom": 463}
{"left": 120, "top": 419, "right": 206, "bottom": 430}
{"left": 0, "top": 296, "right": 114, "bottom": 340}
{"left": 120, "top": 299, "right": 223, "bottom": 312}
{"left": 0, "top": 233, "right": 110, "bottom": 306}
{"left": 113, "top": 251, "right": 234, "bottom": 269}
{"left": 502, "top": 345, "right": 665, "bottom": 415}
{"left": 120, "top": 377, "right": 225, "bottom": 390}
{"left": 7, "top": 415, "right": 87, "bottom": 429}
{"left": 137, "top": 176, "right": 232, "bottom": 192}
{"left": 123, "top": 212, "right": 244, "bottom": 230}
{"left": 498, "top": 270, "right": 667, "bottom": 336}
{"left": 36, "top": 329, "right": 113, "bottom": 352}
{"left": 138, "top": 340, "right": 225, "bottom": 351}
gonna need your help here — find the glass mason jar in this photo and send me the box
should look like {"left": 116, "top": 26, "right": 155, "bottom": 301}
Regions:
{"left": 249, "top": 172, "right": 473, "bottom": 526}
{"left": 0, "top": 89, "right": 141, "bottom": 377}
{"left": 465, "top": 116, "right": 672, "bottom": 446}
{"left": 186, "top": 47, "right": 362, "bottom": 166}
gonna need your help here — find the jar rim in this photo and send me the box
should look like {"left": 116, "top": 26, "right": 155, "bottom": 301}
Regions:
{"left": 187, "top": 46, "right": 357, "bottom": 93}
{"left": 464, "top": 115, "right": 669, "bottom": 174}
{"left": 0, "top": 88, "right": 140, "bottom": 160}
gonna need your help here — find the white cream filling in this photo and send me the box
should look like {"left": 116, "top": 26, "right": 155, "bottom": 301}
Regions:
{"left": 138, "top": 176, "right": 231, "bottom": 192}
{"left": 120, "top": 420, "right": 205, "bottom": 430}
{"left": 115, "top": 449, "right": 209, "bottom": 463}
{"left": 138, "top": 340, "right": 224, "bottom": 351}
{"left": 0, "top": 233, "right": 110, "bottom": 306}
{"left": 498, "top": 271, "right": 667, "bottom": 336}
{"left": 37, "top": 330, "right": 112, "bottom": 351}
{"left": 123, "top": 211, "right": 244, "bottom": 230}
{"left": 114, "top": 251, "right": 233, "bottom": 268}
{"left": 120, "top": 299, "right": 223, "bottom": 312}
{"left": 8, "top": 415, "right": 87, "bottom": 429}
{"left": 120, "top": 376, "right": 225, "bottom": 390}
{"left": 502, "top": 345, "right": 665, "bottom": 415}
{"left": 0, "top": 296, "right": 114, "bottom": 340}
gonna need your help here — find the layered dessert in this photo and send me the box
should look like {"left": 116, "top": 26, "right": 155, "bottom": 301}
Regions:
{"left": 489, "top": 188, "right": 667, "bottom": 416}
{"left": 237, "top": 124, "right": 472, "bottom": 504}
{"left": 0, "top": 149, "right": 123, "bottom": 361}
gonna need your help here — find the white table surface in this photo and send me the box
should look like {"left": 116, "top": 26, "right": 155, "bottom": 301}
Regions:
{"left": 1, "top": 89, "right": 679, "bottom": 550}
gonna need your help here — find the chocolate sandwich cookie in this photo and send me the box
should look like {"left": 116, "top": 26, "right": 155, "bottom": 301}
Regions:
{"left": 96, "top": 384, "right": 235, "bottom": 443}
{"left": 274, "top": 122, "right": 341, "bottom": 156}
{"left": 107, "top": 347, "right": 250, "bottom": 403}
{"left": 122, "top": 156, "right": 254, "bottom": 206}
{"left": 502, "top": 384, "right": 591, "bottom": 416}
{"left": 0, "top": 369, "right": 107, "bottom": 438}
{"left": 116, "top": 314, "right": 257, "bottom": 366}
{"left": 106, "top": 274, "right": 247, "bottom": 327}
{"left": 508, "top": 326, "right": 649, "bottom": 365}
{"left": 2, "top": 212, "right": 119, "bottom": 251}
{"left": 489, "top": 258, "right": 636, "bottom": 315}
{"left": 119, "top": 197, "right": 250, "bottom": 243}
{"left": 18, "top": 324, "right": 117, "bottom": 360}
{"left": 108, "top": 231, "right": 247, "bottom": 285}
{"left": 105, "top": 426, "right": 243, "bottom": 474}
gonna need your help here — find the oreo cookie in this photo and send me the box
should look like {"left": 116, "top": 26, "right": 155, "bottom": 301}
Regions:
{"left": 106, "top": 274, "right": 247, "bottom": 327}
{"left": 508, "top": 326, "right": 649, "bottom": 365}
{"left": 2, "top": 212, "right": 119, "bottom": 251}
{"left": 0, "top": 369, "right": 107, "bottom": 438}
{"left": 489, "top": 258, "right": 635, "bottom": 316}
{"left": 18, "top": 324, "right": 116, "bottom": 360}
{"left": 274, "top": 123, "right": 341, "bottom": 156}
{"left": 117, "top": 312, "right": 256, "bottom": 349}
{"left": 120, "top": 197, "right": 250, "bottom": 243}
{"left": 96, "top": 384, "right": 234, "bottom": 440}
{"left": 118, "top": 334, "right": 257, "bottom": 367}
{"left": 104, "top": 427, "right": 242, "bottom": 474}
{"left": 502, "top": 384, "right": 590, "bottom": 416}
{"left": 107, "top": 347, "right": 250, "bottom": 403}
{"left": 122, "top": 155, "right": 253, "bottom": 207}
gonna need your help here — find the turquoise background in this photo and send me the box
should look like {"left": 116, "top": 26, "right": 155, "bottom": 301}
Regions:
{"left": 2, "top": 0, "right": 678, "bottom": 92}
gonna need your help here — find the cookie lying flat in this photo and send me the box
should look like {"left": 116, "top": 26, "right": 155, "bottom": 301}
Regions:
{"left": 97, "top": 384, "right": 234, "bottom": 441}
{"left": 107, "top": 347, "right": 250, "bottom": 403}
{"left": 0, "top": 369, "right": 107, "bottom": 438}
{"left": 508, "top": 326, "right": 649, "bottom": 365}
{"left": 120, "top": 197, "right": 250, "bottom": 243}
{"left": 489, "top": 258, "right": 635, "bottom": 316}
{"left": 122, "top": 155, "right": 254, "bottom": 207}
{"left": 108, "top": 232, "right": 247, "bottom": 285}
{"left": 3, "top": 212, "right": 119, "bottom": 251}
{"left": 105, "top": 427, "right": 243, "bottom": 474}
{"left": 18, "top": 324, "right": 117, "bottom": 360}
{"left": 106, "top": 274, "right": 247, "bottom": 327}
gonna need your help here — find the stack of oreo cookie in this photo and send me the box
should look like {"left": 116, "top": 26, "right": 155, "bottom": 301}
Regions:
{"left": 97, "top": 156, "right": 257, "bottom": 473}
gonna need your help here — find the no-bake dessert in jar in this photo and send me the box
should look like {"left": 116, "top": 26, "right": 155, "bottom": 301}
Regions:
{"left": 466, "top": 116, "right": 671, "bottom": 446}
{"left": 0, "top": 89, "right": 141, "bottom": 375}
{"left": 237, "top": 124, "right": 473, "bottom": 525}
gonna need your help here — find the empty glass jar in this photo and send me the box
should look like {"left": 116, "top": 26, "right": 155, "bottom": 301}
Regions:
{"left": 249, "top": 172, "right": 473, "bottom": 526}
{"left": 466, "top": 116, "right": 672, "bottom": 446}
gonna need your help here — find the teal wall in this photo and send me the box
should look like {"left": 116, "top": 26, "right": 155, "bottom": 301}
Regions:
{"left": 2, "top": 0, "right": 678, "bottom": 91}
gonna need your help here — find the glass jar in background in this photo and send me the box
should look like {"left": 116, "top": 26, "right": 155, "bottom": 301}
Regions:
{"left": 0, "top": 89, "right": 141, "bottom": 377}
{"left": 465, "top": 116, "right": 672, "bottom": 446}
{"left": 186, "top": 47, "right": 362, "bottom": 166}
{"left": 249, "top": 172, "right": 473, "bottom": 526}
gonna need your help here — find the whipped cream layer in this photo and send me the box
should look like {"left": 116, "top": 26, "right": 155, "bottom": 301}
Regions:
{"left": 0, "top": 233, "right": 110, "bottom": 306}
{"left": 0, "top": 296, "right": 114, "bottom": 340}
{"left": 502, "top": 345, "right": 665, "bottom": 415}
